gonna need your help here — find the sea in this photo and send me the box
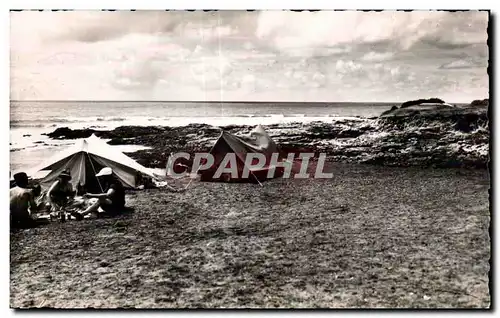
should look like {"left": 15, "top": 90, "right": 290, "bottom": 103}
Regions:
{"left": 10, "top": 101, "right": 394, "bottom": 174}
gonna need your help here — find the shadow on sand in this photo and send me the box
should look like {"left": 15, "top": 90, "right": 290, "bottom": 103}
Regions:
{"left": 10, "top": 206, "right": 136, "bottom": 232}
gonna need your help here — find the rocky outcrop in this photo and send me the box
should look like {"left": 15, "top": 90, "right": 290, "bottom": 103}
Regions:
{"left": 380, "top": 104, "right": 455, "bottom": 118}
{"left": 44, "top": 105, "right": 489, "bottom": 170}
{"left": 380, "top": 98, "right": 457, "bottom": 118}
{"left": 44, "top": 127, "right": 97, "bottom": 139}
{"left": 380, "top": 105, "right": 398, "bottom": 117}
{"left": 373, "top": 100, "right": 488, "bottom": 168}
{"left": 471, "top": 99, "right": 489, "bottom": 107}
{"left": 400, "top": 98, "right": 447, "bottom": 108}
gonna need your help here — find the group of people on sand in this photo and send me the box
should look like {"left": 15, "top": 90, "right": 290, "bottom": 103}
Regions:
{"left": 10, "top": 166, "right": 126, "bottom": 228}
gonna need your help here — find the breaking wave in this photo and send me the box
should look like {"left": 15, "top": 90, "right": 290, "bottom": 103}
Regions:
{"left": 11, "top": 116, "right": 128, "bottom": 128}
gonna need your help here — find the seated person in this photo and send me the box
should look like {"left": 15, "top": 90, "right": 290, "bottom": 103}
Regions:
{"left": 32, "top": 184, "right": 42, "bottom": 197}
{"left": 72, "top": 167, "right": 125, "bottom": 220}
{"left": 31, "top": 183, "right": 48, "bottom": 213}
{"left": 47, "top": 170, "right": 75, "bottom": 213}
{"left": 10, "top": 172, "right": 37, "bottom": 228}
{"left": 76, "top": 183, "right": 86, "bottom": 196}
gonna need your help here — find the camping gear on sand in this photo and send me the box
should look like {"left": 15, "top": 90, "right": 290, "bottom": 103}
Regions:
{"left": 26, "top": 134, "right": 157, "bottom": 193}
{"left": 34, "top": 195, "right": 95, "bottom": 223}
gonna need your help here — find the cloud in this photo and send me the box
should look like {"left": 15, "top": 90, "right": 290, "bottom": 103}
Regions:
{"left": 360, "top": 52, "right": 394, "bottom": 62}
{"left": 32, "top": 11, "right": 258, "bottom": 44}
{"left": 439, "top": 58, "right": 488, "bottom": 70}
{"left": 10, "top": 10, "right": 489, "bottom": 102}
{"left": 256, "top": 11, "right": 488, "bottom": 51}
{"left": 113, "top": 59, "right": 163, "bottom": 90}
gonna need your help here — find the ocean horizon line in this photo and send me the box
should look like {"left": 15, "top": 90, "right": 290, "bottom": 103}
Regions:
{"left": 12, "top": 99, "right": 397, "bottom": 104}
{"left": 11, "top": 99, "right": 475, "bottom": 105}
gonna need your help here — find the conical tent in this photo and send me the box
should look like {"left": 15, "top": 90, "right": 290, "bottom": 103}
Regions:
{"left": 200, "top": 125, "right": 285, "bottom": 183}
{"left": 28, "top": 134, "right": 156, "bottom": 191}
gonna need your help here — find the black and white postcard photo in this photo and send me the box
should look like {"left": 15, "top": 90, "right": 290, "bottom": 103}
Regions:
{"left": 9, "top": 9, "right": 490, "bottom": 309}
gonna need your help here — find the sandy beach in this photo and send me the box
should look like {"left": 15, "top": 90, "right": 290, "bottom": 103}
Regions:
{"left": 10, "top": 162, "right": 490, "bottom": 308}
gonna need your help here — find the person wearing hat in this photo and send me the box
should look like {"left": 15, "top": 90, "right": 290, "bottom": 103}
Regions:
{"left": 73, "top": 167, "right": 125, "bottom": 220}
{"left": 10, "top": 172, "right": 37, "bottom": 228}
{"left": 47, "top": 169, "right": 75, "bottom": 214}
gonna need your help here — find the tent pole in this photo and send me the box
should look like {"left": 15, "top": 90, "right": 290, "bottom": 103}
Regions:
{"left": 76, "top": 153, "right": 83, "bottom": 196}
{"left": 87, "top": 152, "right": 104, "bottom": 193}
{"left": 250, "top": 170, "right": 263, "bottom": 187}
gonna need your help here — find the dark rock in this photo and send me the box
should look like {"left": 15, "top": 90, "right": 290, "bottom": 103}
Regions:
{"left": 110, "top": 126, "right": 167, "bottom": 138}
{"left": 455, "top": 113, "right": 484, "bottom": 133}
{"left": 380, "top": 104, "right": 455, "bottom": 119}
{"left": 400, "top": 98, "right": 446, "bottom": 108}
{"left": 107, "top": 138, "right": 127, "bottom": 145}
{"left": 470, "top": 99, "right": 489, "bottom": 107}
{"left": 303, "top": 122, "right": 371, "bottom": 139}
{"left": 44, "top": 127, "right": 99, "bottom": 139}
{"left": 380, "top": 105, "right": 398, "bottom": 116}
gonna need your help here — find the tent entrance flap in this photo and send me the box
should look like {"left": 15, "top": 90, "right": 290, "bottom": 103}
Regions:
{"left": 86, "top": 151, "right": 104, "bottom": 193}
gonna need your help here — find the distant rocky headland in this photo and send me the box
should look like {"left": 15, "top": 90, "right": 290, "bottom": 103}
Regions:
{"left": 43, "top": 98, "right": 490, "bottom": 170}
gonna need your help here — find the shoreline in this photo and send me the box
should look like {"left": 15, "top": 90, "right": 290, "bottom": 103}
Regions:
{"left": 38, "top": 104, "right": 489, "bottom": 171}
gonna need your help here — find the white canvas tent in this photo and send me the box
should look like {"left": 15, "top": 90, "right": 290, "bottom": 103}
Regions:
{"left": 27, "top": 134, "right": 156, "bottom": 191}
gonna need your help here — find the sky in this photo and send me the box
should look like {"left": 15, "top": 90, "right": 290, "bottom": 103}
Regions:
{"left": 10, "top": 10, "right": 489, "bottom": 102}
